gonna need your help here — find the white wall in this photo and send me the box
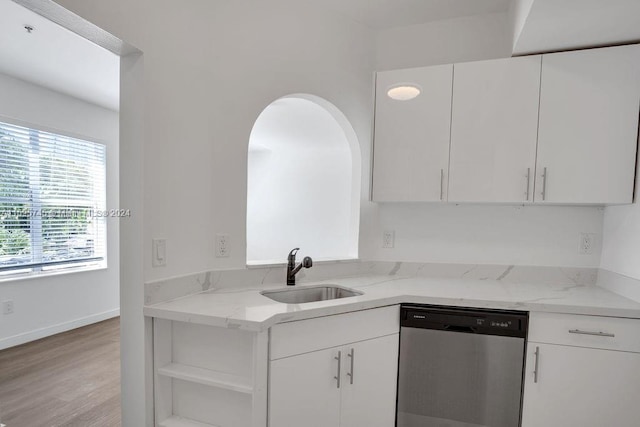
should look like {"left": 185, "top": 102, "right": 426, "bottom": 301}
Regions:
{"left": 0, "top": 72, "right": 119, "bottom": 349}
{"left": 508, "top": 0, "right": 535, "bottom": 51}
{"left": 247, "top": 97, "right": 357, "bottom": 263}
{"left": 513, "top": 0, "right": 640, "bottom": 55}
{"left": 363, "top": 12, "right": 606, "bottom": 268}
{"left": 366, "top": 204, "right": 603, "bottom": 267}
{"left": 54, "top": 1, "right": 375, "bottom": 423}
{"left": 376, "top": 13, "right": 512, "bottom": 70}
{"left": 56, "top": 0, "right": 376, "bottom": 282}
{"left": 601, "top": 150, "right": 640, "bottom": 279}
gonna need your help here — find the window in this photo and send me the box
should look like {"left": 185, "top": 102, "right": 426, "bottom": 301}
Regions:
{"left": 247, "top": 95, "right": 361, "bottom": 264}
{"left": 0, "top": 121, "right": 106, "bottom": 276}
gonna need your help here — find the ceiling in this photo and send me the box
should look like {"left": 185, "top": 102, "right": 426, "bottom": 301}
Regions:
{"left": 4, "top": 0, "right": 636, "bottom": 113}
{"left": 514, "top": 0, "right": 640, "bottom": 55}
{"left": 0, "top": 0, "right": 514, "bottom": 113}
{"left": 317, "top": 0, "right": 512, "bottom": 29}
{"left": 0, "top": 0, "right": 119, "bottom": 111}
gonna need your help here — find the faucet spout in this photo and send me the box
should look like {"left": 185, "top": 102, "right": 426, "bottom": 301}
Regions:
{"left": 286, "top": 248, "right": 313, "bottom": 286}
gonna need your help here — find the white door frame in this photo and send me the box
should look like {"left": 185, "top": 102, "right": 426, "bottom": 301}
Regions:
{"left": 11, "top": 1, "right": 148, "bottom": 425}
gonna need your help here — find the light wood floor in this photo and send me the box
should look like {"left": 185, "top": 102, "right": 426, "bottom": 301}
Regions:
{"left": 0, "top": 317, "right": 121, "bottom": 427}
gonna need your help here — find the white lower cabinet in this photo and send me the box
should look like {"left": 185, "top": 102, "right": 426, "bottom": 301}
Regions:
{"left": 270, "top": 346, "right": 342, "bottom": 427}
{"left": 522, "top": 343, "right": 640, "bottom": 427}
{"left": 522, "top": 313, "right": 640, "bottom": 427}
{"left": 151, "top": 306, "right": 399, "bottom": 427}
{"left": 269, "top": 306, "right": 400, "bottom": 427}
{"left": 270, "top": 334, "right": 399, "bottom": 427}
{"left": 152, "top": 307, "right": 640, "bottom": 427}
{"left": 339, "top": 336, "right": 399, "bottom": 427}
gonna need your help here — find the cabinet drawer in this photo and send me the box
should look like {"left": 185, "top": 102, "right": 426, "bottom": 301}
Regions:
{"left": 528, "top": 312, "right": 640, "bottom": 353}
{"left": 270, "top": 305, "right": 400, "bottom": 360}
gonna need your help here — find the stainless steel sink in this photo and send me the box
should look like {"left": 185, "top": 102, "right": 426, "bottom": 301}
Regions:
{"left": 261, "top": 284, "right": 363, "bottom": 304}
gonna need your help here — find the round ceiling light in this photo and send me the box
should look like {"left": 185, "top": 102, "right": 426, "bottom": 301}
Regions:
{"left": 387, "top": 84, "right": 421, "bottom": 101}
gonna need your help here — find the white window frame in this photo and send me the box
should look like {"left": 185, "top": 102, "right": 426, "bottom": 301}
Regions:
{"left": 0, "top": 119, "right": 107, "bottom": 279}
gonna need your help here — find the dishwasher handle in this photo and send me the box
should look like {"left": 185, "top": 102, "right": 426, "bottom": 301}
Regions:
{"left": 443, "top": 325, "right": 477, "bottom": 334}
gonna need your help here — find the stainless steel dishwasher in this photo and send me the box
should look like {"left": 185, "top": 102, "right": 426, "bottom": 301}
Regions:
{"left": 397, "top": 305, "right": 528, "bottom": 427}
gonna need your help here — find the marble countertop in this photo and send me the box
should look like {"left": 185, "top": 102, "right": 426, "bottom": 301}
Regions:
{"left": 143, "top": 274, "right": 640, "bottom": 331}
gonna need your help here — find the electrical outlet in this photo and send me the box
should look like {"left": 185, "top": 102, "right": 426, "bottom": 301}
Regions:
{"left": 382, "top": 230, "right": 395, "bottom": 249}
{"left": 579, "top": 233, "right": 596, "bottom": 255}
{"left": 216, "top": 234, "right": 230, "bottom": 257}
{"left": 152, "top": 239, "right": 167, "bottom": 267}
{"left": 2, "top": 300, "right": 14, "bottom": 315}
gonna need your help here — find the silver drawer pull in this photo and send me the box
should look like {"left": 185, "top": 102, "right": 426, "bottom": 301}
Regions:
{"left": 347, "top": 348, "right": 355, "bottom": 385}
{"left": 334, "top": 351, "right": 342, "bottom": 388}
{"left": 568, "top": 329, "right": 615, "bottom": 338}
{"left": 533, "top": 346, "right": 540, "bottom": 383}
{"left": 541, "top": 167, "right": 547, "bottom": 201}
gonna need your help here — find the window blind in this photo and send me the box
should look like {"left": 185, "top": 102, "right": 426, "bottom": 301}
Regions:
{"left": 0, "top": 121, "right": 106, "bottom": 274}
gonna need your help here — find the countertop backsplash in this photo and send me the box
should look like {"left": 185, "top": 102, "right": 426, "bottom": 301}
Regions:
{"left": 144, "top": 260, "right": 601, "bottom": 306}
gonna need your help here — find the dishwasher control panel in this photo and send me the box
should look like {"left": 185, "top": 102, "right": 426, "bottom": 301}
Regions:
{"left": 401, "top": 305, "right": 528, "bottom": 338}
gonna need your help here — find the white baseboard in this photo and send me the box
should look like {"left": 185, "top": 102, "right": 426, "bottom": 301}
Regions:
{"left": 0, "top": 308, "right": 120, "bottom": 351}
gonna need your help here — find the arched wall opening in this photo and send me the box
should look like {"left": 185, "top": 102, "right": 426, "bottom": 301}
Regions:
{"left": 247, "top": 94, "right": 361, "bottom": 264}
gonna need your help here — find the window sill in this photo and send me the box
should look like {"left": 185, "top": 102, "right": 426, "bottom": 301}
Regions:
{"left": 0, "top": 262, "right": 108, "bottom": 284}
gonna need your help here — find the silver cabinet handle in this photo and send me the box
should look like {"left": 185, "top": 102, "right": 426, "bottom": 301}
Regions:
{"left": 347, "top": 348, "right": 355, "bottom": 385}
{"left": 533, "top": 346, "right": 540, "bottom": 383}
{"left": 525, "top": 168, "right": 531, "bottom": 201}
{"left": 541, "top": 167, "right": 547, "bottom": 201}
{"left": 334, "top": 351, "right": 341, "bottom": 389}
{"left": 569, "top": 329, "right": 615, "bottom": 338}
{"left": 440, "top": 169, "right": 444, "bottom": 201}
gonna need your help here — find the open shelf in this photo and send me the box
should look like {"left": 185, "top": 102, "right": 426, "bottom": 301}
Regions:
{"left": 158, "top": 363, "right": 253, "bottom": 394}
{"left": 159, "top": 415, "right": 218, "bottom": 427}
{"left": 153, "top": 319, "right": 267, "bottom": 426}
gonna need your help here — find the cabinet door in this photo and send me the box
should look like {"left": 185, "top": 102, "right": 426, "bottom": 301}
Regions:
{"left": 449, "top": 56, "right": 541, "bottom": 203}
{"left": 522, "top": 343, "right": 640, "bottom": 427}
{"left": 340, "top": 334, "right": 399, "bottom": 427}
{"left": 269, "top": 347, "right": 341, "bottom": 427}
{"left": 535, "top": 44, "right": 640, "bottom": 204}
{"left": 373, "top": 65, "right": 453, "bottom": 202}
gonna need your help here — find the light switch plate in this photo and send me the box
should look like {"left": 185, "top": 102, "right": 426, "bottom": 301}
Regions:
{"left": 153, "top": 238, "right": 167, "bottom": 267}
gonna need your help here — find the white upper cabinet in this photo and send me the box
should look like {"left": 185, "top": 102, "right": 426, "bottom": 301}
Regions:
{"left": 535, "top": 44, "right": 640, "bottom": 204}
{"left": 372, "top": 44, "right": 640, "bottom": 205}
{"left": 449, "top": 56, "right": 542, "bottom": 203}
{"left": 373, "top": 65, "right": 453, "bottom": 202}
